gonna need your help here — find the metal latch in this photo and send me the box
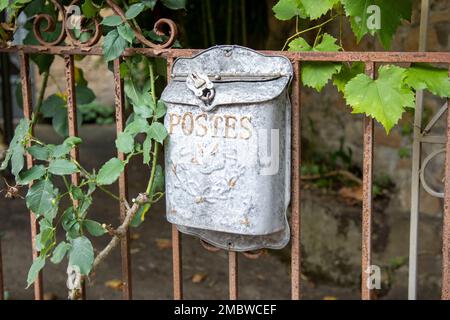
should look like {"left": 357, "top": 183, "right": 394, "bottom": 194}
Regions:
{"left": 186, "top": 71, "right": 215, "bottom": 105}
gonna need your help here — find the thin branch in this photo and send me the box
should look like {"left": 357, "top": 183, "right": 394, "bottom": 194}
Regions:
{"left": 90, "top": 193, "right": 148, "bottom": 274}
{"left": 301, "top": 169, "right": 363, "bottom": 185}
{"left": 281, "top": 14, "right": 339, "bottom": 51}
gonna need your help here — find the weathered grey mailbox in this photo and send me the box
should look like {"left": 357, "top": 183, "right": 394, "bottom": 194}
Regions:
{"left": 161, "top": 45, "right": 293, "bottom": 251}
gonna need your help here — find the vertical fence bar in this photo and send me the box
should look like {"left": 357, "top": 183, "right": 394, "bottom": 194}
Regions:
{"left": 0, "top": 239, "right": 4, "bottom": 300}
{"left": 64, "top": 54, "right": 85, "bottom": 299}
{"left": 408, "top": 0, "right": 429, "bottom": 300}
{"left": 19, "top": 52, "right": 43, "bottom": 300}
{"left": 113, "top": 58, "right": 132, "bottom": 300}
{"left": 442, "top": 67, "right": 450, "bottom": 300}
{"left": 290, "top": 60, "right": 301, "bottom": 300}
{"left": 167, "top": 57, "right": 183, "bottom": 300}
{"left": 228, "top": 251, "right": 238, "bottom": 300}
{"left": 361, "top": 62, "right": 375, "bottom": 300}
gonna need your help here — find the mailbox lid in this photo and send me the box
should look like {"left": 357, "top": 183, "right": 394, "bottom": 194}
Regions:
{"left": 161, "top": 45, "right": 293, "bottom": 110}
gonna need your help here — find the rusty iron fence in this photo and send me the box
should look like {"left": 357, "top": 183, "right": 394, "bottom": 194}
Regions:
{"left": 0, "top": 5, "right": 449, "bottom": 301}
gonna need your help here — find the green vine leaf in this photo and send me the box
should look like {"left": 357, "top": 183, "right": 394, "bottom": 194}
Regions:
{"left": 341, "top": 0, "right": 412, "bottom": 49}
{"left": 81, "top": 0, "right": 98, "bottom": 18}
{"left": 96, "top": 157, "right": 124, "bottom": 185}
{"left": 404, "top": 63, "right": 450, "bottom": 98}
{"left": 147, "top": 122, "right": 168, "bottom": 144}
{"left": 125, "top": 3, "right": 145, "bottom": 20}
{"left": 68, "top": 236, "right": 94, "bottom": 275}
{"left": 48, "top": 159, "right": 78, "bottom": 176}
{"left": 288, "top": 34, "right": 342, "bottom": 92}
{"left": 26, "top": 178, "right": 58, "bottom": 217}
{"left": 143, "top": 134, "right": 152, "bottom": 165}
{"left": 332, "top": 62, "right": 365, "bottom": 93}
{"left": 301, "top": 0, "right": 339, "bottom": 19}
{"left": 161, "top": 0, "right": 186, "bottom": 10}
{"left": 27, "top": 145, "right": 50, "bottom": 161}
{"left": 50, "top": 241, "right": 71, "bottom": 264}
{"left": 83, "top": 220, "right": 106, "bottom": 237}
{"left": 272, "top": 0, "right": 306, "bottom": 20}
{"left": 124, "top": 79, "right": 154, "bottom": 118}
{"left": 18, "top": 165, "right": 46, "bottom": 185}
{"left": 101, "top": 15, "right": 122, "bottom": 27}
{"left": 26, "top": 256, "right": 45, "bottom": 288}
{"left": 115, "top": 131, "right": 135, "bottom": 154}
{"left": 118, "top": 23, "right": 135, "bottom": 44}
{"left": 103, "top": 29, "right": 129, "bottom": 62}
{"left": 11, "top": 144, "right": 25, "bottom": 178}
{"left": 124, "top": 117, "right": 150, "bottom": 136}
{"left": 344, "top": 65, "right": 415, "bottom": 133}
{"left": 155, "top": 100, "right": 167, "bottom": 119}
{"left": 1, "top": 118, "right": 29, "bottom": 172}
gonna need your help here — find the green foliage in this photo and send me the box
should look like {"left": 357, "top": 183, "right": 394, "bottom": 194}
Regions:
{"left": 25, "top": 179, "right": 58, "bottom": 217}
{"left": 405, "top": 63, "right": 450, "bottom": 98}
{"left": 332, "top": 62, "right": 365, "bottom": 93}
{"left": 96, "top": 157, "right": 125, "bottom": 185}
{"left": 272, "top": 0, "right": 306, "bottom": 20}
{"left": 344, "top": 65, "right": 415, "bottom": 133}
{"left": 0, "top": 3, "right": 173, "bottom": 290}
{"left": 68, "top": 236, "right": 94, "bottom": 275}
{"left": 125, "top": 3, "right": 145, "bottom": 19}
{"left": 50, "top": 242, "right": 71, "bottom": 264}
{"left": 27, "top": 256, "right": 45, "bottom": 288}
{"left": 288, "top": 34, "right": 342, "bottom": 92}
{"left": 161, "top": 0, "right": 186, "bottom": 10}
{"left": 341, "top": 0, "right": 412, "bottom": 49}
{"left": 103, "top": 29, "right": 129, "bottom": 62}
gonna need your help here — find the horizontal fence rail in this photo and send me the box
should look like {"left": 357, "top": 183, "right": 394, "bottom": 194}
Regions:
{"left": 0, "top": 44, "right": 449, "bottom": 301}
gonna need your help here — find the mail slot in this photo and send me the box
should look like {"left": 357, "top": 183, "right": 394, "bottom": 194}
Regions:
{"left": 161, "top": 45, "right": 293, "bottom": 251}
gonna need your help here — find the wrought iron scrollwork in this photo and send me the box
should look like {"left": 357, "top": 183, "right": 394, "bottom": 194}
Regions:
{"left": 106, "top": 0, "right": 178, "bottom": 49}
{"left": 31, "top": 0, "right": 178, "bottom": 48}
{"left": 418, "top": 102, "right": 448, "bottom": 198}
{"left": 64, "top": 0, "right": 101, "bottom": 47}
{"left": 33, "top": 0, "right": 66, "bottom": 46}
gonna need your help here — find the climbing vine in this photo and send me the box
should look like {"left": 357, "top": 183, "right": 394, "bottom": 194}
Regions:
{"left": 274, "top": 0, "right": 450, "bottom": 133}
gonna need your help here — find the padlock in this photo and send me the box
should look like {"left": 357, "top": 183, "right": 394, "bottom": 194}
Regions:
{"left": 161, "top": 45, "right": 293, "bottom": 251}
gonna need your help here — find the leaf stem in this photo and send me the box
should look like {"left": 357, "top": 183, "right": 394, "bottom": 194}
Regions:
{"left": 31, "top": 71, "right": 49, "bottom": 126}
{"left": 281, "top": 14, "right": 339, "bottom": 51}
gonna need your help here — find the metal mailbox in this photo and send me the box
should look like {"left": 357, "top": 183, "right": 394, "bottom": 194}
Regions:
{"left": 161, "top": 45, "right": 293, "bottom": 251}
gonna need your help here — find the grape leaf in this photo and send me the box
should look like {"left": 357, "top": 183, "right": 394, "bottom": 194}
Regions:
{"left": 404, "top": 63, "right": 450, "bottom": 98}
{"left": 301, "top": 0, "right": 339, "bottom": 19}
{"left": 272, "top": 0, "right": 306, "bottom": 20}
{"left": 344, "top": 65, "right": 415, "bottom": 133}
{"left": 341, "top": 0, "right": 412, "bottom": 49}
{"left": 288, "top": 34, "right": 342, "bottom": 91}
{"left": 333, "top": 62, "right": 365, "bottom": 93}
